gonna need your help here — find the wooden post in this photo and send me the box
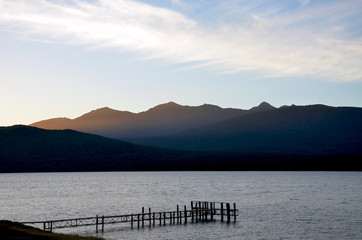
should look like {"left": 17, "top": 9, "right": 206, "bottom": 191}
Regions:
{"left": 213, "top": 202, "right": 216, "bottom": 216}
{"left": 221, "top": 203, "right": 224, "bottom": 222}
{"left": 205, "top": 202, "right": 208, "bottom": 221}
{"left": 184, "top": 205, "right": 187, "bottom": 224}
{"left": 50, "top": 222, "right": 53, "bottom": 232}
{"left": 210, "top": 202, "right": 214, "bottom": 221}
{"left": 203, "top": 202, "right": 205, "bottom": 221}
{"left": 233, "top": 203, "right": 237, "bottom": 222}
{"left": 159, "top": 212, "right": 161, "bottom": 226}
{"left": 142, "top": 207, "right": 144, "bottom": 227}
{"left": 191, "top": 201, "right": 194, "bottom": 223}
{"left": 201, "top": 202, "right": 204, "bottom": 221}
{"left": 153, "top": 212, "right": 155, "bottom": 226}
{"left": 194, "top": 202, "right": 197, "bottom": 222}
{"left": 226, "top": 203, "right": 231, "bottom": 223}
{"left": 101, "top": 216, "right": 104, "bottom": 233}
{"left": 177, "top": 205, "right": 179, "bottom": 224}
{"left": 137, "top": 214, "right": 140, "bottom": 228}
{"left": 202, "top": 202, "right": 204, "bottom": 221}
{"left": 131, "top": 214, "right": 133, "bottom": 228}
{"left": 169, "top": 212, "right": 172, "bottom": 225}
{"left": 43, "top": 222, "right": 46, "bottom": 231}
{"left": 163, "top": 212, "right": 166, "bottom": 225}
{"left": 149, "top": 208, "right": 151, "bottom": 227}
{"left": 96, "top": 215, "right": 98, "bottom": 233}
{"left": 191, "top": 206, "right": 194, "bottom": 223}
{"left": 198, "top": 202, "right": 201, "bottom": 221}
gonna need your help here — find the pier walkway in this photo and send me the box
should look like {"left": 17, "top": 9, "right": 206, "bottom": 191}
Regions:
{"left": 21, "top": 201, "right": 238, "bottom": 233}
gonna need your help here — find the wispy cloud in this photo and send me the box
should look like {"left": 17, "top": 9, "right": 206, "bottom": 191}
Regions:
{"left": 0, "top": 0, "right": 361, "bottom": 81}
{"left": 170, "top": 0, "right": 184, "bottom": 6}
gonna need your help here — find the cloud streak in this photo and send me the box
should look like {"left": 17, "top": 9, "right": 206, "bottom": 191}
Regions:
{"left": 0, "top": 0, "right": 361, "bottom": 81}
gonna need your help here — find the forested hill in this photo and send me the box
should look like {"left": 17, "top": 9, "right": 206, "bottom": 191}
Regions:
{"left": 130, "top": 105, "right": 362, "bottom": 155}
{"left": 0, "top": 125, "right": 361, "bottom": 172}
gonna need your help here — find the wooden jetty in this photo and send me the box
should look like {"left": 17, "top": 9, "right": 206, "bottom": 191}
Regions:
{"left": 21, "top": 201, "right": 238, "bottom": 233}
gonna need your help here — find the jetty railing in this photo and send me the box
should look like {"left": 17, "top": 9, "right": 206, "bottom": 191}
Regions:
{"left": 21, "top": 201, "right": 238, "bottom": 233}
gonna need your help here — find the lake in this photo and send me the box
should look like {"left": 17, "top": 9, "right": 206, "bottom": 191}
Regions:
{"left": 0, "top": 171, "right": 361, "bottom": 239}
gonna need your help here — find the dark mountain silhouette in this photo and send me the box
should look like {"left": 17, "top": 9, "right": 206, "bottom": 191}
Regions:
{"left": 0, "top": 125, "right": 141, "bottom": 172}
{"left": 30, "top": 102, "right": 271, "bottom": 138}
{"left": 1, "top": 125, "right": 361, "bottom": 172}
{"left": 0, "top": 125, "right": 220, "bottom": 172}
{"left": 248, "top": 101, "right": 276, "bottom": 113}
{"left": 129, "top": 105, "right": 362, "bottom": 155}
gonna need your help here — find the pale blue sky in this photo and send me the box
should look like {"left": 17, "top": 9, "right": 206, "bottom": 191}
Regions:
{"left": 1, "top": 0, "right": 362, "bottom": 126}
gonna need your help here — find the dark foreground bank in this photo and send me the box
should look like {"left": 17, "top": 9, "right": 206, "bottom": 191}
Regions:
{"left": 0, "top": 221, "right": 104, "bottom": 240}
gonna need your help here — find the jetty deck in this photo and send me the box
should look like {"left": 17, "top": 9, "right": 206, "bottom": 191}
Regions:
{"left": 21, "top": 201, "right": 238, "bottom": 233}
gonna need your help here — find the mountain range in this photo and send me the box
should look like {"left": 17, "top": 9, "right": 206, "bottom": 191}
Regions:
{"left": 1, "top": 101, "right": 361, "bottom": 172}
{"left": 131, "top": 104, "right": 362, "bottom": 154}
{"left": 30, "top": 101, "right": 275, "bottom": 138}
{"left": 30, "top": 102, "right": 362, "bottom": 155}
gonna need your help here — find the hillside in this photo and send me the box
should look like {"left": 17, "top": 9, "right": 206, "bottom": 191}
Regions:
{"left": 0, "top": 125, "right": 143, "bottom": 172}
{"left": 129, "top": 105, "right": 362, "bottom": 155}
{"left": 0, "top": 125, "right": 272, "bottom": 172}
{"left": 1, "top": 125, "right": 361, "bottom": 172}
{"left": 30, "top": 102, "right": 272, "bottom": 138}
{"left": 31, "top": 107, "right": 137, "bottom": 138}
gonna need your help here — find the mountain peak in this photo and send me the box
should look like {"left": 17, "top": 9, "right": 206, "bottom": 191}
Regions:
{"left": 78, "top": 106, "right": 118, "bottom": 118}
{"left": 148, "top": 101, "right": 182, "bottom": 111}
{"left": 249, "top": 102, "right": 276, "bottom": 113}
{"left": 259, "top": 101, "right": 272, "bottom": 107}
{"left": 162, "top": 101, "right": 180, "bottom": 107}
{"left": 76, "top": 106, "right": 135, "bottom": 122}
{"left": 93, "top": 106, "right": 116, "bottom": 112}
{"left": 199, "top": 103, "right": 222, "bottom": 109}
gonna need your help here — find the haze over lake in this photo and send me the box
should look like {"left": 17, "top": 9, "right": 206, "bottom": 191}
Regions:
{"left": 1, "top": 171, "right": 361, "bottom": 240}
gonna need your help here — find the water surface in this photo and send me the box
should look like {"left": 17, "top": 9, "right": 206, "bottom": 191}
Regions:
{"left": 0, "top": 172, "right": 361, "bottom": 239}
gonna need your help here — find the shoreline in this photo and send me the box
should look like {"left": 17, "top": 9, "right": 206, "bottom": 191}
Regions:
{"left": 0, "top": 220, "right": 104, "bottom": 240}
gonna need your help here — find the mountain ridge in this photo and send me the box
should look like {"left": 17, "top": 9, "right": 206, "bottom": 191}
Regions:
{"left": 31, "top": 102, "right": 269, "bottom": 138}
{"left": 29, "top": 102, "right": 362, "bottom": 158}
{"left": 129, "top": 104, "right": 362, "bottom": 155}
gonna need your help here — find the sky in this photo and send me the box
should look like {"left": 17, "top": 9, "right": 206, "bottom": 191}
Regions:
{"left": 1, "top": 0, "right": 362, "bottom": 126}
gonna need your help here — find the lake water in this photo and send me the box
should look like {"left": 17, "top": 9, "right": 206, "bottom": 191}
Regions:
{"left": 0, "top": 172, "right": 361, "bottom": 239}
